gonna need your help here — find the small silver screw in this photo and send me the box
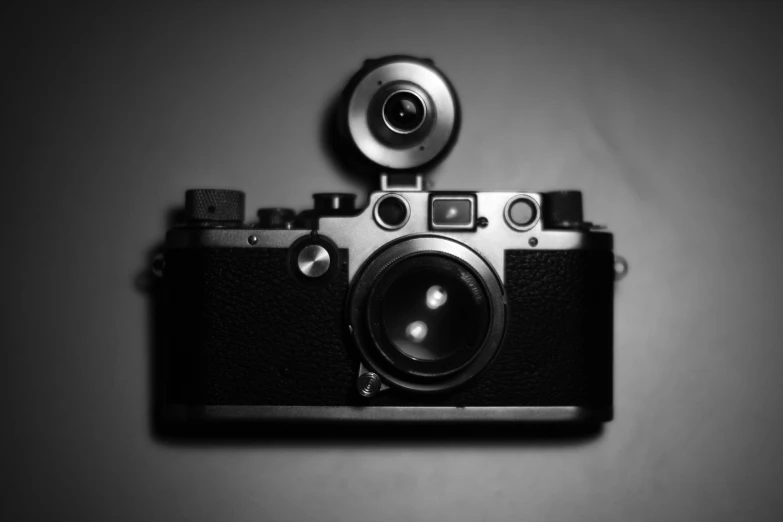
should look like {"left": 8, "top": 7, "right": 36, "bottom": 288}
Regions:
{"left": 528, "top": 237, "right": 538, "bottom": 247}
{"left": 357, "top": 372, "right": 382, "bottom": 398}
{"left": 248, "top": 235, "right": 258, "bottom": 245}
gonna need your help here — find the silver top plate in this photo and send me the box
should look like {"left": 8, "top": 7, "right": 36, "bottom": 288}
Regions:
{"left": 166, "top": 191, "right": 612, "bottom": 284}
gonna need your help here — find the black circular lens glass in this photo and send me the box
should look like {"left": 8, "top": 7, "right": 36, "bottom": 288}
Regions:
{"left": 383, "top": 91, "right": 426, "bottom": 133}
{"left": 376, "top": 196, "right": 408, "bottom": 228}
{"left": 373, "top": 255, "right": 490, "bottom": 363}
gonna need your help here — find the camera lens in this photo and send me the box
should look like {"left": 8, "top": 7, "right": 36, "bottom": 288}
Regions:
{"left": 382, "top": 90, "right": 426, "bottom": 134}
{"left": 348, "top": 236, "right": 506, "bottom": 393}
{"left": 369, "top": 254, "right": 490, "bottom": 365}
{"left": 381, "top": 265, "right": 486, "bottom": 360}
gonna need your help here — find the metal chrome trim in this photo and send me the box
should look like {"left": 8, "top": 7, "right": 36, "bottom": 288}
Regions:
{"left": 430, "top": 194, "right": 476, "bottom": 230}
{"left": 504, "top": 194, "right": 540, "bottom": 232}
{"left": 165, "top": 192, "right": 614, "bottom": 285}
{"left": 297, "top": 244, "right": 331, "bottom": 278}
{"left": 166, "top": 405, "right": 611, "bottom": 423}
{"left": 319, "top": 191, "right": 613, "bottom": 283}
{"left": 372, "top": 193, "right": 411, "bottom": 230}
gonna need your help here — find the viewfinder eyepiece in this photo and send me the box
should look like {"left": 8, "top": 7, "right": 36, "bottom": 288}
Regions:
{"left": 382, "top": 90, "right": 427, "bottom": 134}
{"left": 340, "top": 56, "right": 460, "bottom": 172}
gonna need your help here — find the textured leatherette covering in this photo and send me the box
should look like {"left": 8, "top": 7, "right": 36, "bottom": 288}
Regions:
{"left": 164, "top": 246, "right": 613, "bottom": 408}
{"left": 165, "top": 247, "right": 359, "bottom": 406}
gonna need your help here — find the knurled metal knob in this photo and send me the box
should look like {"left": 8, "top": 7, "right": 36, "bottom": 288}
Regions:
{"left": 185, "top": 189, "right": 245, "bottom": 223}
{"left": 542, "top": 190, "right": 584, "bottom": 229}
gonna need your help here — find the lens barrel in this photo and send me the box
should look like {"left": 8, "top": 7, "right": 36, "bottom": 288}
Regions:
{"left": 347, "top": 236, "right": 505, "bottom": 393}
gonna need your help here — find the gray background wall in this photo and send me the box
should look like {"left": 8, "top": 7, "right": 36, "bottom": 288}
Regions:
{"left": 6, "top": 2, "right": 783, "bottom": 520}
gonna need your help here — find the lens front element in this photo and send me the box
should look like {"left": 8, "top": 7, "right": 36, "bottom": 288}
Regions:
{"left": 347, "top": 236, "right": 506, "bottom": 393}
{"left": 377, "top": 255, "right": 489, "bottom": 362}
{"left": 382, "top": 90, "right": 427, "bottom": 134}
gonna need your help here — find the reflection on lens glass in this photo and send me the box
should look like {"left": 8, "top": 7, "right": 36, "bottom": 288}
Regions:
{"left": 383, "top": 91, "right": 426, "bottom": 133}
{"left": 395, "top": 100, "right": 416, "bottom": 120}
{"left": 405, "top": 320, "right": 428, "bottom": 343}
{"left": 426, "top": 285, "right": 447, "bottom": 310}
{"left": 379, "top": 259, "right": 488, "bottom": 361}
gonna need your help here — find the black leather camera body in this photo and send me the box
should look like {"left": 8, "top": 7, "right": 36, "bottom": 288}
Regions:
{"left": 157, "top": 56, "right": 625, "bottom": 425}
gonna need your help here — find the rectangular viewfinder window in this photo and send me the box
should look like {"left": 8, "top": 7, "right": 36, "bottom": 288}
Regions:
{"left": 430, "top": 195, "right": 476, "bottom": 230}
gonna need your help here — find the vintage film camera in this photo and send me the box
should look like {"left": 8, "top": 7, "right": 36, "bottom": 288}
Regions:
{"left": 157, "top": 56, "right": 627, "bottom": 425}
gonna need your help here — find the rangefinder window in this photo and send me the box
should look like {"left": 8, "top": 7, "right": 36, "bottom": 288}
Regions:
{"left": 430, "top": 194, "right": 476, "bottom": 230}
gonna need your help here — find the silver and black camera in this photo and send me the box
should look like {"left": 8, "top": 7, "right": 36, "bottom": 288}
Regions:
{"left": 158, "top": 56, "right": 625, "bottom": 425}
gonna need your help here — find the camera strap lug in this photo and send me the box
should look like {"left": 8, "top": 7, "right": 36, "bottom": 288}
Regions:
{"left": 614, "top": 254, "right": 629, "bottom": 281}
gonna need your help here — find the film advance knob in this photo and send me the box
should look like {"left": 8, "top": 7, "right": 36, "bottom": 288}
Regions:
{"left": 297, "top": 244, "right": 331, "bottom": 278}
{"left": 542, "top": 190, "right": 584, "bottom": 229}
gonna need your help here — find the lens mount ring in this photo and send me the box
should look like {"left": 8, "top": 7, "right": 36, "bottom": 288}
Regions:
{"left": 347, "top": 235, "right": 506, "bottom": 393}
{"left": 346, "top": 59, "right": 459, "bottom": 171}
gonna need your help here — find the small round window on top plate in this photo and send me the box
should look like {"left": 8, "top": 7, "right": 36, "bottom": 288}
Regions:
{"left": 504, "top": 195, "right": 540, "bottom": 231}
{"left": 373, "top": 194, "right": 410, "bottom": 230}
